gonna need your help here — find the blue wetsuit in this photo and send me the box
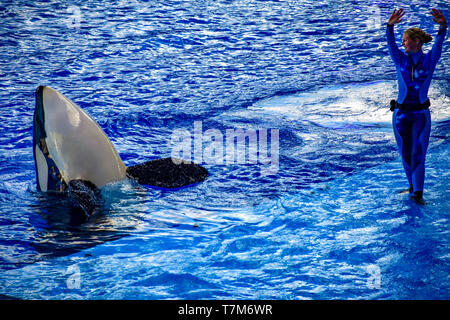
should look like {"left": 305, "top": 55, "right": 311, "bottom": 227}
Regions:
{"left": 386, "top": 23, "right": 446, "bottom": 196}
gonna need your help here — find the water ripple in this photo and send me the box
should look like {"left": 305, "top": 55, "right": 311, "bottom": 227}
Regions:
{"left": 0, "top": 0, "right": 449, "bottom": 299}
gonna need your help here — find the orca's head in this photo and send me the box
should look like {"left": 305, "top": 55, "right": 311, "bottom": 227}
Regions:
{"left": 33, "top": 86, "right": 68, "bottom": 192}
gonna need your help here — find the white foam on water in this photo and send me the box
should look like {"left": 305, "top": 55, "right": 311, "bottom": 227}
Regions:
{"left": 247, "top": 80, "right": 450, "bottom": 126}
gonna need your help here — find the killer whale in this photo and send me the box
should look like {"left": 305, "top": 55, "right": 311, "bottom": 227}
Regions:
{"left": 33, "top": 86, "right": 208, "bottom": 216}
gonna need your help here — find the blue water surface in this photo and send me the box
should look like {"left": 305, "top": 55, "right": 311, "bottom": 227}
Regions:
{"left": 0, "top": 0, "right": 449, "bottom": 299}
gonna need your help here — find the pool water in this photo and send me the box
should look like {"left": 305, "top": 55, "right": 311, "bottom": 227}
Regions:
{"left": 0, "top": 0, "right": 448, "bottom": 299}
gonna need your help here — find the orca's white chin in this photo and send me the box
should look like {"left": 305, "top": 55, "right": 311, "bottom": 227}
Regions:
{"left": 33, "top": 85, "right": 127, "bottom": 192}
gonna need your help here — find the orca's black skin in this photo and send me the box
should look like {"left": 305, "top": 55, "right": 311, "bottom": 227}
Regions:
{"left": 68, "top": 180, "right": 104, "bottom": 217}
{"left": 126, "top": 158, "right": 209, "bottom": 189}
{"left": 67, "top": 160, "right": 209, "bottom": 217}
{"left": 33, "top": 86, "right": 46, "bottom": 144}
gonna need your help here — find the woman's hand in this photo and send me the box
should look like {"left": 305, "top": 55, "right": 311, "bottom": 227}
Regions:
{"left": 388, "top": 8, "right": 406, "bottom": 26}
{"left": 431, "top": 8, "right": 447, "bottom": 26}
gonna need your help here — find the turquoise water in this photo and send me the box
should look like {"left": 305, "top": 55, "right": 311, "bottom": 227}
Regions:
{"left": 0, "top": 0, "right": 449, "bottom": 299}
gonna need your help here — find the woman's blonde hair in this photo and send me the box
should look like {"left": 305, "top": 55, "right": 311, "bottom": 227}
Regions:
{"left": 404, "top": 27, "right": 433, "bottom": 44}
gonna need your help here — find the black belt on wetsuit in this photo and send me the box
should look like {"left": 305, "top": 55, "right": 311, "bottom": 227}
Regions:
{"left": 390, "top": 99, "right": 430, "bottom": 112}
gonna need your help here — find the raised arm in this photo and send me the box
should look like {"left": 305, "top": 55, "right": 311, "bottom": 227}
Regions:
{"left": 430, "top": 8, "right": 447, "bottom": 64}
{"left": 386, "top": 9, "right": 406, "bottom": 65}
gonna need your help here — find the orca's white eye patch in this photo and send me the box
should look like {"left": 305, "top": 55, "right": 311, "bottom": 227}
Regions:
{"left": 35, "top": 144, "right": 48, "bottom": 192}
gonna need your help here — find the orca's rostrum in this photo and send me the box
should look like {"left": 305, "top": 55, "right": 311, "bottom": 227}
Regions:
{"left": 33, "top": 86, "right": 208, "bottom": 216}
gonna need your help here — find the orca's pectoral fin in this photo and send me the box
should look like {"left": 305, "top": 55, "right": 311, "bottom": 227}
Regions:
{"left": 68, "top": 179, "right": 104, "bottom": 216}
{"left": 126, "top": 158, "right": 208, "bottom": 189}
